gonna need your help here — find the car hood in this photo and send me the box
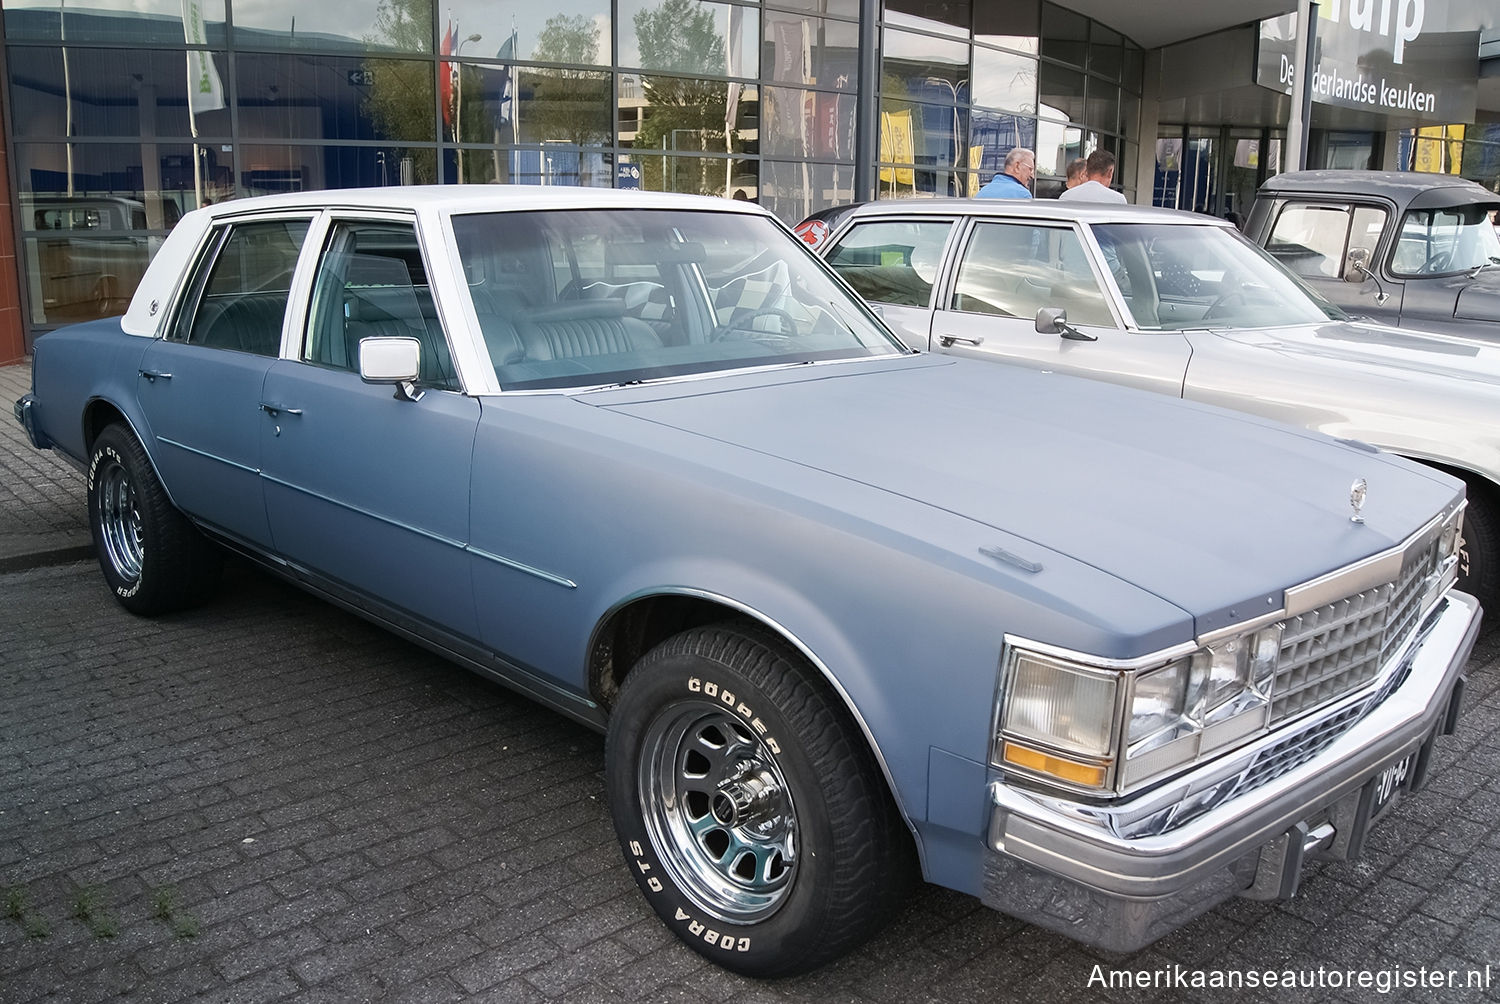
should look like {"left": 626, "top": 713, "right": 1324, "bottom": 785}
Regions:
{"left": 590, "top": 356, "right": 1457, "bottom": 629}
{"left": 1211, "top": 317, "right": 1500, "bottom": 384}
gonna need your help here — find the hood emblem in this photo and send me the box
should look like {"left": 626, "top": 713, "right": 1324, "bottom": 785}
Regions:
{"left": 1349, "top": 478, "right": 1367, "bottom": 524}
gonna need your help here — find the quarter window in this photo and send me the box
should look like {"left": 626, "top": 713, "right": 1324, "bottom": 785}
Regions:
{"left": 825, "top": 220, "right": 953, "bottom": 307}
{"left": 304, "top": 220, "right": 459, "bottom": 390}
{"left": 172, "top": 217, "right": 311, "bottom": 355}
{"left": 951, "top": 222, "right": 1113, "bottom": 327}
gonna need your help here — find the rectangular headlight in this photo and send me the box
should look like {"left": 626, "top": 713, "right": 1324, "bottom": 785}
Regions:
{"left": 1000, "top": 650, "right": 1118, "bottom": 759}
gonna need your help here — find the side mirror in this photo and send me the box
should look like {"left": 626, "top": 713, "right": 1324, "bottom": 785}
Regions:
{"left": 1344, "top": 246, "right": 1372, "bottom": 283}
{"left": 358, "top": 336, "right": 424, "bottom": 401}
{"left": 1035, "top": 306, "right": 1098, "bottom": 342}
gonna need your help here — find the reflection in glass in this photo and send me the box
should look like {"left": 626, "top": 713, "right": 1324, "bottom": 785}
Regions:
{"left": 884, "top": 0, "right": 970, "bottom": 39}
{"left": 975, "top": 2, "right": 1039, "bottom": 54}
{"left": 970, "top": 110, "right": 1035, "bottom": 190}
{"left": 1085, "top": 80, "right": 1119, "bottom": 136}
{"left": 236, "top": 53, "right": 434, "bottom": 143}
{"left": 761, "top": 86, "right": 853, "bottom": 161}
{"left": 1088, "top": 23, "right": 1122, "bottom": 81}
{"left": 879, "top": 99, "right": 970, "bottom": 199}
{"left": 882, "top": 27, "right": 968, "bottom": 97}
{"left": 1040, "top": 2, "right": 1088, "bottom": 67}
{"left": 765, "top": 11, "right": 858, "bottom": 88}
{"left": 447, "top": 64, "right": 612, "bottom": 148}
{"left": 972, "top": 47, "right": 1036, "bottom": 115}
{"left": 619, "top": 0, "right": 757, "bottom": 79}
{"left": 765, "top": 0, "right": 859, "bottom": 18}
{"left": 1035, "top": 121, "right": 1086, "bottom": 178}
{"left": 233, "top": 0, "right": 432, "bottom": 54}
{"left": 3, "top": 0, "right": 225, "bottom": 45}
{"left": 1039, "top": 61, "right": 1084, "bottom": 123}
{"left": 238, "top": 142, "right": 431, "bottom": 193}
{"left": 7, "top": 47, "right": 229, "bottom": 139}
{"left": 626, "top": 75, "right": 749, "bottom": 195}
{"left": 759, "top": 159, "right": 853, "bottom": 223}
{"left": 441, "top": 0, "right": 611, "bottom": 67}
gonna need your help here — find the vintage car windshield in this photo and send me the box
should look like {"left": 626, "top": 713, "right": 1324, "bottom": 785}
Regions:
{"left": 451, "top": 209, "right": 903, "bottom": 390}
{"left": 1091, "top": 222, "right": 1346, "bottom": 331}
{"left": 1391, "top": 205, "right": 1500, "bottom": 276}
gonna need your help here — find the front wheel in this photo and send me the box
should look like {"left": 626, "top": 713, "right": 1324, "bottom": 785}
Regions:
{"left": 1459, "top": 481, "right": 1498, "bottom": 615}
{"left": 605, "top": 624, "right": 915, "bottom": 977}
{"left": 87, "top": 423, "right": 222, "bottom": 615}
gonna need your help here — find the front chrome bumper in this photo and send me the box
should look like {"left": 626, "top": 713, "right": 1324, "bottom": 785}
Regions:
{"left": 982, "top": 590, "right": 1482, "bottom": 951}
{"left": 13, "top": 393, "right": 50, "bottom": 451}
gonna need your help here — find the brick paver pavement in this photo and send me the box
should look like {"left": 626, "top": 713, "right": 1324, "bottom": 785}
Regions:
{"left": 2, "top": 557, "right": 1498, "bottom": 1003}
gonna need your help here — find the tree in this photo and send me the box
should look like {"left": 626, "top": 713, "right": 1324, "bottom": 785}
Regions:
{"left": 525, "top": 14, "right": 610, "bottom": 150}
{"left": 362, "top": 0, "right": 438, "bottom": 182}
{"left": 632, "top": 0, "right": 730, "bottom": 195}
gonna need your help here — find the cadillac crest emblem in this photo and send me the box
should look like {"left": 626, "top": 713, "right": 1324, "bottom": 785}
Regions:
{"left": 1350, "top": 478, "right": 1367, "bottom": 524}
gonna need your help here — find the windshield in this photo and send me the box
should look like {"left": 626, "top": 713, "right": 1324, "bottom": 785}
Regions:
{"left": 1090, "top": 222, "right": 1345, "bottom": 331}
{"left": 1391, "top": 205, "right": 1500, "bottom": 276}
{"left": 450, "top": 209, "right": 903, "bottom": 390}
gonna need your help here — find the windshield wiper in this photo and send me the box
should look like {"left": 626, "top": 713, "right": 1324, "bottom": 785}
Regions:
{"left": 1469, "top": 256, "right": 1500, "bottom": 278}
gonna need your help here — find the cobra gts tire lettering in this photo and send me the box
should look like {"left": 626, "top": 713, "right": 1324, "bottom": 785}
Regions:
{"left": 672, "top": 908, "right": 750, "bottom": 951}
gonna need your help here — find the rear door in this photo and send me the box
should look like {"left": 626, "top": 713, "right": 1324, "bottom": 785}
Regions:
{"left": 822, "top": 216, "right": 958, "bottom": 349}
{"left": 135, "top": 214, "right": 314, "bottom": 549}
{"left": 929, "top": 218, "right": 1192, "bottom": 397}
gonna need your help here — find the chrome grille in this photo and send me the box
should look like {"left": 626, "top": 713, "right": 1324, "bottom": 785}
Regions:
{"left": 1270, "top": 539, "right": 1438, "bottom": 726}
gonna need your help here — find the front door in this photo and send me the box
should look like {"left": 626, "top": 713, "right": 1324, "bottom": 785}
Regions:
{"left": 930, "top": 219, "right": 1192, "bottom": 398}
{"left": 258, "top": 217, "right": 482, "bottom": 640}
{"left": 1260, "top": 200, "right": 1399, "bottom": 322}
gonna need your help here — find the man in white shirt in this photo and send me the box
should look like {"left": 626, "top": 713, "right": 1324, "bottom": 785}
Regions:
{"left": 1058, "top": 149, "right": 1127, "bottom": 204}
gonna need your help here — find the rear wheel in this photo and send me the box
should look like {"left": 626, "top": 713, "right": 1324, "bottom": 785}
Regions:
{"left": 87, "top": 423, "right": 222, "bottom": 615}
{"left": 605, "top": 623, "right": 916, "bottom": 977}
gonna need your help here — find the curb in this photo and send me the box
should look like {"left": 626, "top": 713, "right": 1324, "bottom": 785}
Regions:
{"left": 0, "top": 543, "right": 96, "bottom": 574}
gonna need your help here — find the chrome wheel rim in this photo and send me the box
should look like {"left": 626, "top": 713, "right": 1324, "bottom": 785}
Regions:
{"left": 96, "top": 458, "right": 144, "bottom": 582}
{"left": 639, "top": 702, "right": 798, "bottom": 923}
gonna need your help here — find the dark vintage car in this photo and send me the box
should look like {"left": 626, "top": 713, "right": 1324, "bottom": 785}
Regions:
{"left": 1245, "top": 170, "right": 1500, "bottom": 341}
{"left": 14, "top": 187, "right": 1483, "bottom": 974}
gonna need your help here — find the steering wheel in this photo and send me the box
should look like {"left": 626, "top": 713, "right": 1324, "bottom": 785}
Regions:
{"left": 1203, "top": 290, "right": 1247, "bottom": 320}
{"left": 711, "top": 307, "right": 801, "bottom": 341}
{"left": 1427, "top": 250, "right": 1454, "bottom": 274}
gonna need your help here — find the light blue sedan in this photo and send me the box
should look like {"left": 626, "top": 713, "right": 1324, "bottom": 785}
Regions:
{"left": 14, "top": 187, "right": 1482, "bottom": 975}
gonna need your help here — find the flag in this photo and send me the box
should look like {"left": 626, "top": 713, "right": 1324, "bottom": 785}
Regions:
{"left": 495, "top": 27, "right": 517, "bottom": 141}
{"left": 724, "top": 6, "right": 742, "bottom": 135}
{"left": 181, "top": 0, "right": 225, "bottom": 114}
{"left": 440, "top": 20, "right": 455, "bottom": 130}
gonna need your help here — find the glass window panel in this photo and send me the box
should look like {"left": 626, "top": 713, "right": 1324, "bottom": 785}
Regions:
{"left": 884, "top": 0, "right": 970, "bottom": 39}
{"left": 882, "top": 27, "right": 968, "bottom": 100}
{"left": 441, "top": 0, "right": 612, "bottom": 67}
{"left": 1120, "top": 91, "right": 1140, "bottom": 142}
{"left": 765, "top": 0, "right": 859, "bottom": 18}
{"left": 1089, "top": 23, "right": 1122, "bottom": 81}
{"left": 233, "top": 0, "right": 431, "bottom": 54}
{"left": 970, "top": 110, "right": 1035, "bottom": 189}
{"left": 974, "top": 1, "right": 1038, "bottom": 53}
{"left": 625, "top": 76, "right": 743, "bottom": 160}
{"left": 953, "top": 222, "right": 1112, "bottom": 326}
{"left": 619, "top": 0, "right": 758, "bottom": 79}
{"left": 1040, "top": 2, "right": 1087, "bottom": 68}
{"left": 765, "top": 11, "right": 859, "bottom": 88}
{"left": 879, "top": 99, "right": 969, "bottom": 198}
{"left": 1085, "top": 80, "right": 1119, "bottom": 136}
{"left": 7, "top": 47, "right": 230, "bottom": 140}
{"left": 238, "top": 142, "right": 437, "bottom": 192}
{"left": 972, "top": 47, "right": 1036, "bottom": 116}
{"left": 179, "top": 218, "right": 310, "bottom": 354}
{"left": 758, "top": 159, "right": 854, "bottom": 224}
{"left": 4, "top": 0, "right": 225, "bottom": 46}
{"left": 235, "top": 53, "right": 434, "bottom": 142}
{"left": 1035, "top": 120, "right": 1085, "bottom": 178}
{"left": 455, "top": 144, "right": 615, "bottom": 185}
{"left": 449, "top": 64, "right": 611, "bottom": 148}
{"left": 1038, "top": 61, "right": 1084, "bottom": 123}
{"left": 1123, "top": 44, "right": 1144, "bottom": 93}
{"left": 15, "top": 139, "right": 217, "bottom": 218}
{"left": 761, "top": 85, "right": 854, "bottom": 161}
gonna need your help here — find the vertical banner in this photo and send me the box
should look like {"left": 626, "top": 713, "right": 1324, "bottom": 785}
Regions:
{"left": 968, "top": 144, "right": 983, "bottom": 197}
{"left": 181, "top": 0, "right": 225, "bottom": 113}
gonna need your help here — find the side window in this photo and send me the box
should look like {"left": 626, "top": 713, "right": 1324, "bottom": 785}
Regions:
{"left": 1349, "top": 205, "right": 1387, "bottom": 259}
{"left": 171, "top": 218, "right": 311, "bottom": 355}
{"left": 304, "top": 220, "right": 459, "bottom": 391}
{"left": 950, "top": 222, "right": 1114, "bottom": 327}
{"left": 1266, "top": 204, "right": 1352, "bottom": 278}
{"left": 825, "top": 220, "right": 953, "bottom": 307}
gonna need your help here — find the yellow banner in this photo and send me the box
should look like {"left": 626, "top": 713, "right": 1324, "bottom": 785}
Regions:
{"left": 1413, "top": 124, "right": 1464, "bottom": 174}
{"left": 967, "top": 145, "right": 983, "bottom": 198}
{"left": 880, "top": 110, "right": 915, "bottom": 188}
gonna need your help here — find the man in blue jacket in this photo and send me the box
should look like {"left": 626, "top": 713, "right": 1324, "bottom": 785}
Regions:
{"left": 976, "top": 148, "right": 1034, "bottom": 199}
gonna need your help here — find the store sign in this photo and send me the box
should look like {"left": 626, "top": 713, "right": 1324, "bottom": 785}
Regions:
{"left": 1256, "top": 1, "right": 1480, "bottom": 124}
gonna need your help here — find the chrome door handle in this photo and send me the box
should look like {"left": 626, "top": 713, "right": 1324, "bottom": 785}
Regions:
{"left": 259, "top": 402, "right": 303, "bottom": 416}
{"left": 938, "top": 334, "right": 983, "bottom": 347}
{"left": 139, "top": 369, "right": 173, "bottom": 381}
